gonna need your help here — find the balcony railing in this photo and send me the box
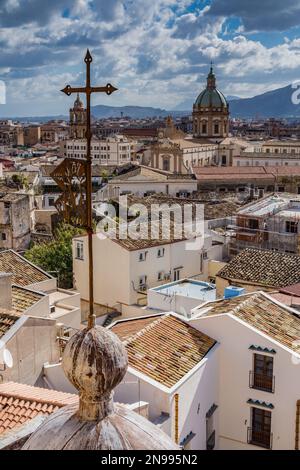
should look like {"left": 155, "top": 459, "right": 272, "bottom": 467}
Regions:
{"left": 247, "top": 427, "right": 273, "bottom": 449}
{"left": 206, "top": 430, "right": 216, "bottom": 450}
{"left": 249, "top": 371, "right": 275, "bottom": 393}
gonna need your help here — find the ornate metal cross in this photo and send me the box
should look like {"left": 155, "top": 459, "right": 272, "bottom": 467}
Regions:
{"left": 55, "top": 49, "right": 118, "bottom": 329}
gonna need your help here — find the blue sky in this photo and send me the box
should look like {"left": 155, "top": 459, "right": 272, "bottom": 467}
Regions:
{"left": 1, "top": 0, "right": 300, "bottom": 116}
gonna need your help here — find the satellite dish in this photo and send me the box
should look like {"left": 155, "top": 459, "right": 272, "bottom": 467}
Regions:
{"left": 0, "top": 341, "right": 13, "bottom": 369}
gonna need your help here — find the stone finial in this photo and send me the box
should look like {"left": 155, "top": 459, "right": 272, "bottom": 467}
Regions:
{"left": 62, "top": 326, "right": 128, "bottom": 421}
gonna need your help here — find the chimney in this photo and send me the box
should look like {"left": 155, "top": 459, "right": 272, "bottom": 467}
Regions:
{"left": 0, "top": 273, "right": 12, "bottom": 310}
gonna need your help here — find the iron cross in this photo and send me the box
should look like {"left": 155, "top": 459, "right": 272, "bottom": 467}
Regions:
{"left": 61, "top": 49, "right": 118, "bottom": 329}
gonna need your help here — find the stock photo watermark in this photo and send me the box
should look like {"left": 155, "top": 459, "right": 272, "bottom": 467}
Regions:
{"left": 93, "top": 196, "right": 205, "bottom": 251}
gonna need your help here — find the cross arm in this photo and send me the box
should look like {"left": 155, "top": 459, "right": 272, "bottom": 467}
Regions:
{"left": 91, "top": 84, "right": 118, "bottom": 95}
{"left": 61, "top": 85, "right": 87, "bottom": 96}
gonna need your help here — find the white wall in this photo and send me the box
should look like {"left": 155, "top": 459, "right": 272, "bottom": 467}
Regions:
{"left": 2, "top": 317, "right": 60, "bottom": 386}
{"left": 191, "top": 313, "right": 300, "bottom": 450}
{"left": 172, "top": 345, "right": 220, "bottom": 450}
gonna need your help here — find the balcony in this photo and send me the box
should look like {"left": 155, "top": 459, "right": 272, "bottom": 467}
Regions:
{"left": 206, "top": 430, "right": 216, "bottom": 450}
{"left": 249, "top": 371, "right": 275, "bottom": 393}
{"left": 247, "top": 427, "right": 273, "bottom": 449}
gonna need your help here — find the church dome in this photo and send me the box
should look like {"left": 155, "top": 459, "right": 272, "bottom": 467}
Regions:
{"left": 22, "top": 326, "right": 180, "bottom": 451}
{"left": 194, "top": 66, "right": 228, "bottom": 109}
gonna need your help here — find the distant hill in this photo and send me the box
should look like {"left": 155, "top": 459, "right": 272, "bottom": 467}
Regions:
{"left": 1, "top": 106, "right": 188, "bottom": 123}
{"left": 1, "top": 115, "right": 68, "bottom": 123}
{"left": 230, "top": 85, "right": 300, "bottom": 118}
{"left": 4, "top": 85, "right": 300, "bottom": 122}
{"left": 91, "top": 105, "right": 187, "bottom": 119}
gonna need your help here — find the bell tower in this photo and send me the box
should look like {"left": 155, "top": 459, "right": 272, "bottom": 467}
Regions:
{"left": 70, "top": 93, "right": 87, "bottom": 139}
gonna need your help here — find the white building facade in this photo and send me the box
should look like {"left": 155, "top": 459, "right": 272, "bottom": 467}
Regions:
{"left": 60, "top": 135, "right": 137, "bottom": 166}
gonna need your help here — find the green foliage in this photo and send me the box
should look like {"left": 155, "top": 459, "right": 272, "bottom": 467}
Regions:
{"left": 25, "top": 223, "right": 85, "bottom": 289}
{"left": 11, "top": 174, "right": 29, "bottom": 190}
{"left": 100, "top": 170, "right": 109, "bottom": 183}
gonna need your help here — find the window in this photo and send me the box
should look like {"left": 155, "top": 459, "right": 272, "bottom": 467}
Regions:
{"left": 1, "top": 233, "right": 6, "bottom": 241}
{"left": 174, "top": 269, "right": 181, "bottom": 282}
{"left": 248, "top": 219, "right": 259, "bottom": 230}
{"left": 4, "top": 202, "right": 10, "bottom": 209}
{"left": 139, "top": 276, "right": 147, "bottom": 290}
{"left": 250, "top": 354, "right": 274, "bottom": 393}
{"left": 163, "top": 158, "right": 170, "bottom": 172}
{"left": 202, "top": 123, "right": 207, "bottom": 134}
{"left": 139, "top": 252, "right": 147, "bottom": 262}
{"left": 202, "top": 250, "right": 208, "bottom": 260}
{"left": 248, "top": 407, "right": 272, "bottom": 449}
{"left": 214, "top": 124, "right": 219, "bottom": 134}
{"left": 157, "top": 248, "right": 165, "bottom": 258}
{"left": 206, "top": 404, "right": 218, "bottom": 450}
{"left": 75, "top": 241, "right": 84, "bottom": 261}
{"left": 48, "top": 198, "right": 55, "bottom": 207}
{"left": 286, "top": 221, "right": 298, "bottom": 234}
{"left": 157, "top": 271, "right": 164, "bottom": 281}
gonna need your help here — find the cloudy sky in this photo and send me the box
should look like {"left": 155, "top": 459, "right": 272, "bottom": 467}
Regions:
{"left": 1, "top": 0, "right": 300, "bottom": 116}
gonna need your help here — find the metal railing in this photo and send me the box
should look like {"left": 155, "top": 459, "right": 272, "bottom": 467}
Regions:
{"left": 249, "top": 371, "right": 275, "bottom": 393}
{"left": 247, "top": 427, "right": 273, "bottom": 449}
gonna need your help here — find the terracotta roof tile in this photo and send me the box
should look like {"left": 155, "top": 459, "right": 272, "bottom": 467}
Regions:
{"left": 0, "top": 311, "right": 21, "bottom": 339}
{"left": 196, "top": 292, "right": 300, "bottom": 353}
{"left": 218, "top": 248, "right": 300, "bottom": 288}
{"left": 11, "top": 286, "right": 45, "bottom": 313}
{"left": 0, "top": 250, "right": 51, "bottom": 287}
{"left": 111, "top": 314, "right": 216, "bottom": 388}
{"left": 0, "top": 382, "right": 78, "bottom": 436}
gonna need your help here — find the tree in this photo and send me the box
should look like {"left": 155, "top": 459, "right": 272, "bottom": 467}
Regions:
{"left": 25, "top": 223, "right": 85, "bottom": 289}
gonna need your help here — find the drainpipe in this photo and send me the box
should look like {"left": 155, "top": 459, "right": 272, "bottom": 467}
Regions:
{"left": 295, "top": 400, "right": 300, "bottom": 450}
{"left": 174, "top": 393, "right": 179, "bottom": 445}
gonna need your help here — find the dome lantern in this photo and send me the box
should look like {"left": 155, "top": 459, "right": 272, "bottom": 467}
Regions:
{"left": 192, "top": 64, "right": 229, "bottom": 139}
{"left": 22, "top": 326, "right": 180, "bottom": 450}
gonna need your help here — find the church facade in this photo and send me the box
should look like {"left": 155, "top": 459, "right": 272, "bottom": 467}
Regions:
{"left": 193, "top": 66, "right": 229, "bottom": 140}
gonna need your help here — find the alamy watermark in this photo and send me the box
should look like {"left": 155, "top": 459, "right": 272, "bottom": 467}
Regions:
{"left": 94, "top": 196, "right": 205, "bottom": 251}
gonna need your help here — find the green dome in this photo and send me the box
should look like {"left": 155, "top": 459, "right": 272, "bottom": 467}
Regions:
{"left": 195, "top": 88, "right": 228, "bottom": 108}
{"left": 194, "top": 65, "right": 228, "bottom": 109}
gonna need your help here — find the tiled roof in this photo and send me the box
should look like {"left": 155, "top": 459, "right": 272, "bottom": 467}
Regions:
{"left": 270, "top": 292, "right": 300, "bottom": 308}
{"left": 280, "top": 283, "right": 300, "bottom": 298}
{"left": 12, "top": 286, "right": 45, "bottom": 314}
{"left": 112, "top": 221, "right": 189, "bottom": 251}
{"left": 0, "top": 250, "right": 51, "bottom": 287}
{"left": 196, "top": 292, "right": 300, "bottom": 353}
{"left": 0, "top": 311, "right": 20, "bottom": 339}
{"left": 111, "top": 314, "right": 216, "bottom": 388}
{"left": 193, "top": 166, "right": 300, "bottom": 181}
{"left": 217, "top": 248, "right": 300, "bottom": 288}
{"left": 0, "top": 382, "right": 78, "bottom": 435}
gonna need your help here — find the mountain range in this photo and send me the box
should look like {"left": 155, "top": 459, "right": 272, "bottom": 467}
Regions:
{"left": 229, "top": 85, "right": 300, "bottom": 118}
{"left": 3, "top": 84, "right": 300, "bottom": 121}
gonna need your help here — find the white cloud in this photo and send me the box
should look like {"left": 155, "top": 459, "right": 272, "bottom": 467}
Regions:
{"left": 0, "top": 0, "right": 300, "bottom": 115}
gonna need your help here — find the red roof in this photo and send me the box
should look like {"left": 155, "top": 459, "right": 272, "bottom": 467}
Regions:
{"left": 280, "top": 283, "right": 300, "bottom": 298}
{"left": 193, "top": 166, "right": 300, "bottom": 181}
{"left": 0, "top": 382, "right": 78, "bottom": 435}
